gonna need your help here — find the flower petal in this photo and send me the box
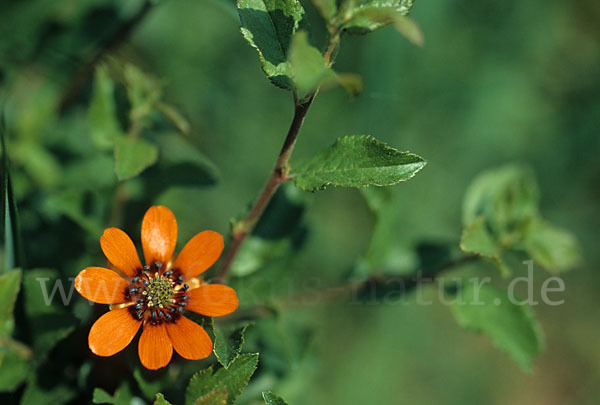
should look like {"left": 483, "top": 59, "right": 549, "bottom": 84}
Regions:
{"left": 100, "top": 228, "right": 142, "bottom": 277}
{"left": 186, "top": 284, "right": 239, "bottom": 317}
{"left": 166, "top": 316, "right": 212, "bottom": 360}
{"left": 138, "top": 323, "right": 173, "bottom": 370}
{"left": 75, "top": 267, "right": 129, "bottom": 304}
{"left": 141, "top": 206, "right": 178, "bottom": 267}
{"left": 173, "top": 231, "right": 224, "bottom": 280}
{"left": 89, "top": 307, "right": 141, "bottom": 356}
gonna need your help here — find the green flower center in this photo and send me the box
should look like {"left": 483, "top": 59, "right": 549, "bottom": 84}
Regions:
{"left": 144, "top": 274, "right": 174, "bottom": 309}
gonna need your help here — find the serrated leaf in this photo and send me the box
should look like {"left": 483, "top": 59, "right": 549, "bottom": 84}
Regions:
{"left": 522, "top": 219, "right": 581, "bottom": 273}
{"left": 194, "top": 388, "right": 227, "bottom": 405}
{"left": 154, "top": 393, "right": 173, "bottom": 405}
{"left": 114, "top": 137, "right": 159, "bottom": 181}
{"left": 293, "top": 135, "right": 426, "bottom": 191}
{"left": 451, "top": 284, "right": 544, "bottom": 371}
{"left": 214, "top": 323, "right": 251, "bottom": 368}
{"left": 89, "top": 65, "right": 123, "bottom": 150}
{"left": 262, "top": 391, "right": 288, "bottom": 405}
{"left": 186, "top": 353, "right": 259, "bottom": 405}
{"left": 343, "top": 0, "right": 415, "bottom": 34}
{"left": 289, "top": 31, "right": 336, "bottom": 97}
{"left": 0, "top": 269, "right": 21, "bottom": 336}
{"left": 237, "top": 0, "right": 306, "bottom": 90}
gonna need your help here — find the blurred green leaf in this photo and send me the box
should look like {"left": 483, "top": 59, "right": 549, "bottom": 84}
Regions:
{"left": 186, "top": 353, "right": 259, "bottom": 405}
{"left": 230, "top": 237, "right": 291, "bottom": 277}
{"left": 460, "top": 215, "right": 509, "bottom": 276}
{"left": 89, "top": 65, "right": 123, "bottom": 150}
{"left": 0, "top": 269, "right": 21, "bottom": 336}
{"left": 342, "top": 0, "right": 415, "bottom": 34}
{"left": 289, "top": 31, "right": 336, "bottom": 97}
{"left": 23, "top": 269, "right": 77, "bottom": 360}
{"left": 91, "top": 382, "right": 134, "bottom": 405}
{"left": 461, "top": 165, "right": 580, "bottom": 275}
{"left": 134, "top": 368, "right": 172, "bottom": 401}
{"left": 522, "top": 219, "right": 581, "bottom": 273}
{"left": 22, "top": 375, "right": 76, "bottom": 405}
{"left": 93, "top": 388, "right": 115, "bottom": 404}
{"left": 262, "top": 391, "right": 288, "bottom": 405}
{"left": 237, "top": 0, "right": 306, "bottom": 90}
{"left": 124, "top": 63, "right": 162, "bottom": 125}
{"left": 463, "top": 165, "right": 538, "bottom": 237}
{"left": 358, "top": 187, "right": 418, "bottom": 276}
{"left": 312, "top": 0, "right": 337, "bottom": 20}
{"left": 293, "top": 135, "right": 426, "bottom": 191}
{"left": 0, "top": 338, "right": 31, "bottom": 392}
{"left": 154, "top": 393, "right": 173, "bottom": 405}
{"left": 451, "top": 284, "right": 544, "bottom": 371}
{"left": 43, "top": 189, "right": 104, "bottom": 236}
{"left": 114, "top": 137, "right": 159, "bottom": 181}
{"left": 214, "top": 323, "right": 251, "bottom": 368}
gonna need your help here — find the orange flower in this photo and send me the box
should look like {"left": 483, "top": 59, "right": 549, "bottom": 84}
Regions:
{"left": 74, "top": 206, "right": 238, "bottom": 370}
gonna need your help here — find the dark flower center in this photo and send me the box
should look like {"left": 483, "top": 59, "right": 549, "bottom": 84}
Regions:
{"left": 126, "top": 261, "right": 190, "bottom": 325}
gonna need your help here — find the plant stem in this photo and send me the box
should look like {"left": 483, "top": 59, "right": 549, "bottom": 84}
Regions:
{"left": 229, "top": 255, "right": 480, "bottom": 320}
{"left": 215, "top": 95, "right": 316, "bottom": 282}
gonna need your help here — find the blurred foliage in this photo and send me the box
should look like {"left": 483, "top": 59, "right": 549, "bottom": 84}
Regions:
{"left": 0, "top": 0, "right": 599, "bottom": 403}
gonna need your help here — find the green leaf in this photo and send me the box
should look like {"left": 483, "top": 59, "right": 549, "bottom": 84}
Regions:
{"left": 0, "top": 338, "right": 31, "bottom": 392}
{"left": 357, "top": 187, "right": 419, "bottom": 276}
{"left": 1, "top": 121, "right": 23, "bottom": 273}
{"left": 262, "top": 391, "right": 289, "bottom": 405}
{"left": 22, "top": 375, "right": 76, "bottom": 405}
{"left": 289, "top": 31, "right": 336, "bottom": 97}
{"left": 43, "top": 189, "right": 104, "bottom": 236}
{"left": 460, "top": 215, "right": 509, "bottom": 276}
{"left": 124, "top": 63, "right": 162, "bottom": 123}
{"left": 312, "top": 0, "right": 337, "bottom": 20}
{"left": 89, "top": 65, "right": 123, "bottom": 150}
{"left": 114, "top": 137, "right": 159, "bottom": 181}
{"left": 0, "top": 269, "right": 21, "bottom": 336}
{"left": 522, "top": 219, "right": 581, "bottom": 273}
{"left": 342, "top": 0, "right": 415, "bottom": 34}
{"left": 451, "top": 284, "right": 544, "bottom": 371}
{"left": 293, "top": 135, "right": 426, "bottom": 191}
{"left": 230, "top": 237, "right": 291, "bottom": 277}
{"left": 237, "top": 0, "right": 306, "bottom": 90}
{"left": 154, "top": 393, "right": 173, "bottom": 405}
{"left": 134, "top": 368, "right": 171, "bottom": 401}
{"left": 23, "top": 269, "right": 77, "bottom": 360}
{"left": 193, "top": 388, "right": 227, "bottom": 405}
{"left": 214, "top": 323, "right": 251, "bottom": 368}
{"left": 462, "top": 165, "right": 539, "bottom": 237}
{"left": 186, "top": 353, "right": 259, "bottom": 405}
{"left": 92, "top": 383, "right": 134, "bottom": 405}
{"left": 93, "top": 388, "right": 115, "bottom": 404}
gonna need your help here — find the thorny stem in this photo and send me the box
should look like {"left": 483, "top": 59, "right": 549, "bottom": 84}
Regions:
{"left": 215, "top": 26, "right": 342, "bottom": 282}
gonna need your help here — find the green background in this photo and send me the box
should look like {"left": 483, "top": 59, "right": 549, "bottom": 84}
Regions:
{"left": 1, "top": 0, "right": 598, "bottom": 403}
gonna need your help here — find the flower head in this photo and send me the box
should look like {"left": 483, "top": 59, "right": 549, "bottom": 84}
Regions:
{"left": 74, "top": 206, "right": 238, "bottom": 370}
